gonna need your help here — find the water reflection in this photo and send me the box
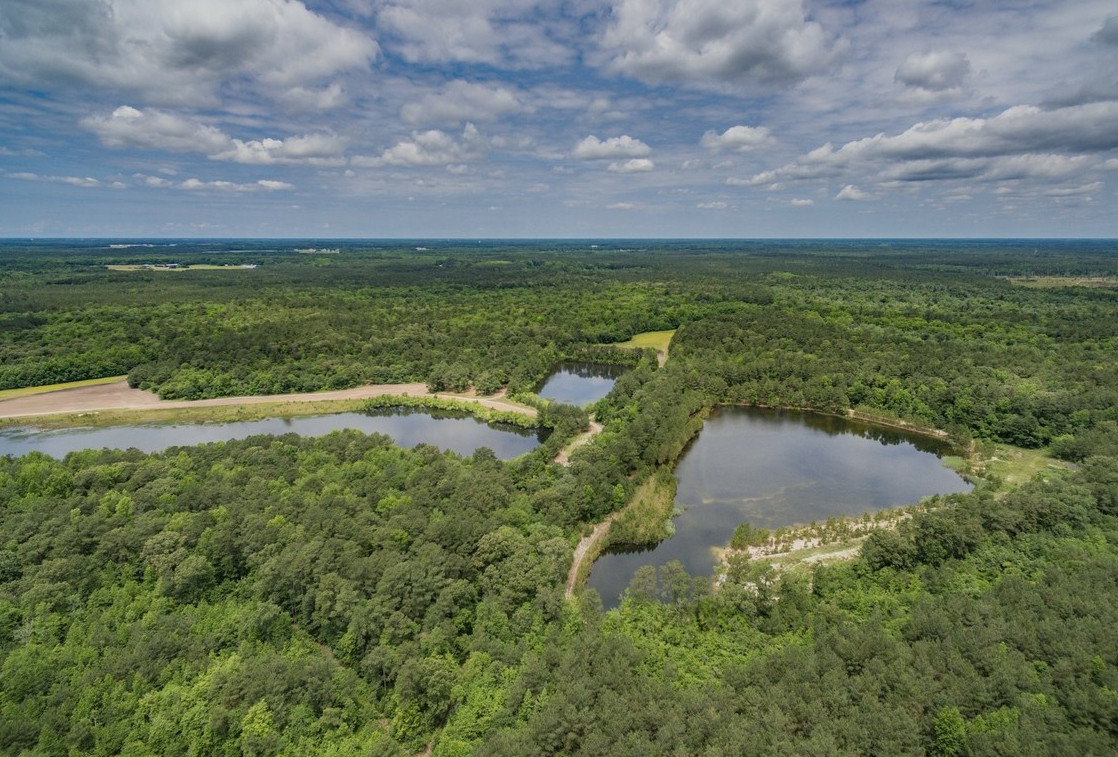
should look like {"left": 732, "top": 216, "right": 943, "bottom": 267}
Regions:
{"left": 0, "top": 407, "right": 544, "bottom": 460}
{"left": 587, "top": 407, "right": 971, "bottom": 608}
{"left": 536, "top": 362, "right": 626, "bottom": 406}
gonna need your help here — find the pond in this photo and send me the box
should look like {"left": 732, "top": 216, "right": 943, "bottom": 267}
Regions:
{"left": 536, "top": 362, "right": 626, "bottom": 406}
{"left": 0, "top": 407, "right": 545, "bottom": 460}
{"left": 587, "top": 407, "right": 973, "bottom": 608}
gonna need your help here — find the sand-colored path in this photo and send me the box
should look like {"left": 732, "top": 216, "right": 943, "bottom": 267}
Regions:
{"left": 0, "top": 379, "right": 536, "bottom": 420}
{"left": 553, "top": 420, "right": 603, "bottom": 465}
{"left": 565, "top": 514, "right": 618, "bottom": 599}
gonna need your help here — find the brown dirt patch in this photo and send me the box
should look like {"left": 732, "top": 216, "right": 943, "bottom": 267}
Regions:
{"left": 0, "top": 379, "right": 535, "bottom": 421}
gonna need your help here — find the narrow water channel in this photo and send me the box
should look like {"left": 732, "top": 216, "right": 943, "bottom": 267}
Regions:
{"left": 0, "top": 407, "right": 545, "bottom": 460}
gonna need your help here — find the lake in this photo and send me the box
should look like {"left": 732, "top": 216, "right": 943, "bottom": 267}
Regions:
{"left": 536, "top": 362, "right": 626, "bottom": 406}
{"left": 0, "top": 407, "right": 545, "bottom": 460}
{"left": 587, "top": 407, "right": 973, "bottom": 608}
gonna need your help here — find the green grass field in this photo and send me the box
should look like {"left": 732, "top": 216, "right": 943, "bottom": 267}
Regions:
{"left": 614, "top": 329, "right": 676, "bottom": 353}
{"left": 981, "top": 443, "right": 1071, "bottom": 488}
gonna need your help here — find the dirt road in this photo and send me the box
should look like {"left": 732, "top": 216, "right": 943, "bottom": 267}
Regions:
{"left": 565, "top": 512, "right": 618, "bottom": 598}
{"left": 553, "top": 421, "right": 603, "bottom": 465}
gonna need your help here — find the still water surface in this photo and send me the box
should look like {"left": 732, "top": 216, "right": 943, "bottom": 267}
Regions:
{"left": 0, "top": 407, "right": 544, "bottom": 460}
{"left": 536, "top": 362, "right": 625, "bottom": 406}
{"left": 587, "top": 407, "right": 972, "bottom": 608}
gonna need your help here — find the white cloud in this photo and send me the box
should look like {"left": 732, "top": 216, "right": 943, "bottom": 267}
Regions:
{"left": 180, "top": 178, "right": 294, "bottom": 192}
{"left": 601, "top": 0, "right": 846, "bottom": 88}
{"left": 751, "top": 101, "right": 1118, "bottom": 188}
{"left": 279, "top": 83, "right": 349, "bottom": 110}
{"left": 0, "top": 147, "right": 45, "bottom": 157}
{"left": 835, "top": 184, "right": 871, "bottom": 201}
{"left": 0, "top": 0, "right": 378, "bottom": 106}
{"left": 256, "top": 179, "right": 296, "bottom": 191}
{"left": 608, "top": 158, "right": 655, "bottom": 173}
{"left": 401, "top": 80, "right": 526, "bottom": 125}
{"left": 1043, "top": 181, "right": 1102, "bottom": 197}
{"left": 7, "top": 172, "right": 101, "bottom": 187}
{"left": 374, "top": 0, "right": 571, "bottom": 68}
{"left": 82, "top": 106, "right": 233, "bottom": 154}
{"left": 697, "top": 201, "right": 728, "bottom": 209}
{"left": 725, "top": 176, "right": 759, "bottom": 187}
{"left": 881, "top": 154, "right": 1093, "bottom": 184}
{"left": 572, "top": 134, "right": 651, "bottom": 160}
{"left": 873, "top": 102, "right": 1118, "bottom": 156}
{"left": 701, "top": 125, "right": 774, "bottom": 152}
{"left": 489, "top": 134, "right": 535, "bottom": 151}
{"left": 82, "top": 106, "right": 347, "bottom": 165}
{"left": 894, "top": 51, "right": 970, "bottom": 94}
{"left": 789, "top": 198, "right": 813, "bottom": 206}
{"left": 131, "top": 174, "right": 294, "bottom": 191}
{"left": 214, "top": 134, "right": 349, "bottom": 166}
{"left": 358, "top": 123, "right": 486, "bottom": 167}
{"left": 607, "top": 202, "right": 637, "bottom": 210}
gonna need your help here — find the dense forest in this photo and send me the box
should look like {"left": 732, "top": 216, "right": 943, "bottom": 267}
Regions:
{"left": 2, "top": 239, "right": 1117, "bottom": 754}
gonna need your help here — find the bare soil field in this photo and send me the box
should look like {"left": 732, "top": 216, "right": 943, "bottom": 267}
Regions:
{"left": 0, "top": 379, "right": 534, "bottom": 421}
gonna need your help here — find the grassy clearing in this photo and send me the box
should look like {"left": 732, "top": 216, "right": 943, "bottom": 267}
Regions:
{"left": 614, "top": 330, "right": 676, "bottom": 354}
{"left": 607, "top": 471, "right": 678, "bottom": 549}
{"left": 977, "top": 442, "right": 1071, "bottom": 489}
{"left": 0, "top": 376, "right": 126, "bottom": 401}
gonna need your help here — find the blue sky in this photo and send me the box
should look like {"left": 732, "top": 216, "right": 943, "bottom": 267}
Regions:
{"left": 1, "top": 0, "right": 1116, "bottom": 238}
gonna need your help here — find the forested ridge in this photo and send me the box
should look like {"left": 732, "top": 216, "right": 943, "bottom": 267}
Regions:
{"left": 2, "top": 239, "right": 1117, "bottom": 755}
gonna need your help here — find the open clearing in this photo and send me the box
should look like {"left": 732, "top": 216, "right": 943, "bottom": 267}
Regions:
{"left": 0, "top": 378, "right": 536, "bottom": 425}
{"left": 106, "top": 264, "right": 257, "bottom": 271}
{"left": 614, "top": 329, "right": 675, "bottom": 352}
{"left": 979, "top": 443, "right": 1071, "bottom": 488}
{"left": 0, "top": 377, "right": 605, "bottom": 469}
{"left": 0, "top": 375, "right": 127, "bottom": 402}
{"left": 615, "top": 329, "right": 675, "bottom": 367}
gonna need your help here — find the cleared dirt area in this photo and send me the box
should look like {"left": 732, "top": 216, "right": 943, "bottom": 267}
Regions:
{"left": 0, "top": 379, "right": 535, "bottom": 421}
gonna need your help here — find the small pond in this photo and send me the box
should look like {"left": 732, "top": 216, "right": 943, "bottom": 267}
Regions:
{"left": 0, "top": 407, "right": 545, "bottom": 460}
{"left": 587, "top": 407, "right": 972, "bottom": 608}
{"left": 536, "top": 362, "right": 626, "bottom": 407}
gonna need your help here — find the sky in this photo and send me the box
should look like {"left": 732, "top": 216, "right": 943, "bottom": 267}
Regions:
{"left": 1, "top": 0, "right": 1116, "bottom": 238}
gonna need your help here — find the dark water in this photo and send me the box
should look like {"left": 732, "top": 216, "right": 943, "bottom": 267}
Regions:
{"left": 0, "top": 407, "right": 544, "bottom": 460}
{"left": 536, "top": 362, "right": 626, "bottom": 406}
{"left": 587, "top": 407, "right": 972, "bottom": 608}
